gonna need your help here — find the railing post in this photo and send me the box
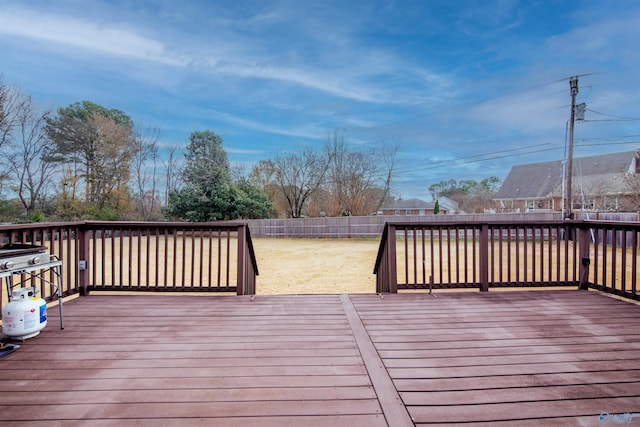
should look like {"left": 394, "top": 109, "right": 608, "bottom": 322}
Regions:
{"left": 77, "top": 226, "right": 90, "bottom": 296}
{"left": 578, "top": 224, "right": 591, "bottom": 290}
{"left": 479, "top": 223, "right": 489, "bottom": 292}
{"left": 388, "top": 224, "right": 398, "bottom": 293}
{"left": 236, "top": 224, "right": 246, "bottom": 296}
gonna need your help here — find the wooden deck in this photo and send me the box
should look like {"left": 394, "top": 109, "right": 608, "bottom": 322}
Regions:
{"left": 1, "top": 290, "right": 639, "bottom": 426}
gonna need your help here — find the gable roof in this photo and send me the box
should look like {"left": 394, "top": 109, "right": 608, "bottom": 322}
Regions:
{"left": 495, "top": 160, "right": 563, "bottom": 200}
{"left": 495, "top": 150, "right": 638, "bottom": 200}
{"left": 383, "top": 198, "right": 435, "bottom": 210}
{"left": 381, "top": 196, "right": 458, "bottom": 211}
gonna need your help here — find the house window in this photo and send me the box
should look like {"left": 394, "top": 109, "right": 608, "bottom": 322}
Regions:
{"left": 406, "top": 210, "right": 412, "bottom": 215}
{"left": 573, "top": 199, "right": 594, "bottom": 211}
{"left": 394, "top": 210, "right": 401, "bottom": 216}
{"left": 526, "top": 200, "right": 535, "bottom": 210}
{"left": 604, "top": 196, "right": 618, "bottom": 211}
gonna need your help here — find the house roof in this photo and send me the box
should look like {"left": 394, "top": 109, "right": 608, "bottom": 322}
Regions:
{"left": 382, "top": 198, "right": 435, "bottom": 210}
{"left": 495, "top": 151, "right": 638, "bottom": 200}
{"left": 381, "top": 196, "right": 458, "bottom": 211}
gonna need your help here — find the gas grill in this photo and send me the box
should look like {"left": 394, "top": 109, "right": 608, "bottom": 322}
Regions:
{"left": 1, "top": 244, "right": 64, "bottom": 339}
{"left": 0, "top": 244, "right": 51, "bottom": 271}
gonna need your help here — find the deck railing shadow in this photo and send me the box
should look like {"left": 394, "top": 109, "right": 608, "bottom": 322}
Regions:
{"left": 0, "top": 221, "right": 258, "bottom": 312}
{"left": 374, "top": 220, "right": 640, "bottom": 301}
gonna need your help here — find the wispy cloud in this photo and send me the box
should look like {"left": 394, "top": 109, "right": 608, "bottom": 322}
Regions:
{"left": 207, "top": 109, "right": 323, "bottom": 140}
{"left": 226, "top": 147, "right": 266, "bottom": 155}
{"left": 1, "top": 3, "right": 453, "bottom": 107}
{"left": 0, "top": 5, "right": 185, "bottom": 66}
{"left": 453, "top": 0, "right": 528, "bottom": 38}
{"left": 2, "top": 1, "right": 638, "bottom": 199}
{"left": 213, "top": 61, "right": 404, "bottom": 104}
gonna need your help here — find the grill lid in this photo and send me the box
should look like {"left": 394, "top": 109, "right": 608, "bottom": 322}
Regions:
{"left": 0, "top": 244, "right": 48, "bottom": 258}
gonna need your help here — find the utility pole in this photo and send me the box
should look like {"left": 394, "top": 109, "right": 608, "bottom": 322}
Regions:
{"left": 565, "top": 76, "right": 579, "bottom": 219}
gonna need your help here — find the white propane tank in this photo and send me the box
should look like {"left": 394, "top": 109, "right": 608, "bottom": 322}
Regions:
{"left": 2, "top": 287, "right": 47, "bottom": 339}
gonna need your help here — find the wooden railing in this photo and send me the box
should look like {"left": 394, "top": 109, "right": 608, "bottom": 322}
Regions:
{"left": 582, "top": 220, "right": 640, "bottom": 299}
{"left": 374, "top": 220, "right": 640, "bottom": 301}
{"left": 0, "top": 221, "right": 258, "bottom": 312}
{"left": 79, "top": 221, "right": 258, "bottom": 296}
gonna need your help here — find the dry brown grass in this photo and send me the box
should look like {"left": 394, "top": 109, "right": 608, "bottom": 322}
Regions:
{"left": 85, "top": 236, "right": 379, "bottom": 294}
{"left": 252, "top": 238, "right": 379, "bottom": 294}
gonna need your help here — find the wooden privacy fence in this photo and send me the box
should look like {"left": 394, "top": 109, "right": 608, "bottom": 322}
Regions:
{"left": 374, "top": 220, "right": 640, "bottom": 301}
{"left": 246, "top": 212, "right": 562, "bottom": 238}
{"left": 246, "top": 212, "right": 638, "bottom": 238}
{"left": 0, "top": 221, "right": 258, "bottom": 313}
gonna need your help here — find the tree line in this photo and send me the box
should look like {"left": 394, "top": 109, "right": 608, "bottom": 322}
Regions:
{"left": 0, "top": 75, "right": 501, "bottom": 222}
{"left": 428, "top": 177, "right": 501, "bottom": 214}
{"left": 0, "top": 77, "right": 402, "bottom": 222}
{"left": 0, "top": 78, "right": 177, "bottom": 222}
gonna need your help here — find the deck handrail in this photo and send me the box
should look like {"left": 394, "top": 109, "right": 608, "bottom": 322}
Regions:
{"left": 374, "top": 219, "right": 640, "bottom": 300}
{"left": 0, "top": 221, "right": 258, "bottom": 311}
{"left": 78, "top": 221, "right": 258, "bottom": 296}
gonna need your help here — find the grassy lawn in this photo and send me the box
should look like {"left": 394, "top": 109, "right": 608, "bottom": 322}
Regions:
{"left": 252, "top": 237, "right": 379, "bottom": 294}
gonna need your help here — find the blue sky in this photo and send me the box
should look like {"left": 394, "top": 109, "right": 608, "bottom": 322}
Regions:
{"left": 1, "top": 0, "right": 639, "bottom": 199}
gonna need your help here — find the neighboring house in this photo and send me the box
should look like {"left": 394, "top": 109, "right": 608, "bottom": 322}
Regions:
{"left": 378, "top": 197, "right": 458, "bottom": 215}
{"left": 494, "top": 150, "right": 640, "bottom": 213}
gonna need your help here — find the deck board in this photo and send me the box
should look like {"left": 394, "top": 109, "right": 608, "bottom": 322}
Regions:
{"left": 1, "top": 290, "right": 639, "bottom": 426}
{"left": 350, "top": 291, "right": 640, "bottom": 425}
{"left": 1, "top": 294, "right": 386, "bottom": 426}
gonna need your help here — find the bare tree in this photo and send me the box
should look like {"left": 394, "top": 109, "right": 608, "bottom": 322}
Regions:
{"left": 0, "top": 76, "right": 26, "bottom": 197}
{"left": 273, "top": 146, "right": 330, "bottom": 218}
{"left": 162, "top": 144, "right": 183, "bottom": 205}
{"left": 328, "top": 148, "right": 379, "bottom": 216}
{"left": 6, "top": 93, "right": 58, "bottom": 214}
{"left": 131, "top": 128, "right": 161, "bottom": 220}
{"left": 0, "top": 75, "right": 23, "bottom": 148}
{"left": 325, "top": 130, "right": 398, "bottom": 216}
{"left": 324, "top": 130, "right": 348, "bottom": 215}
{"left": 375, "top": 141, "right": 399, "bottom": 212}
{"left": 249, "top": 159, "right": 288, "bottom": 218}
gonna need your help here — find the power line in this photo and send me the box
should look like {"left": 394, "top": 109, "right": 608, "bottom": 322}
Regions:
{"left": 325, "top": 73, "right": 634, "bottom": 189}
{"left": 385, "top": 144, "right": 564, "bottom": 181}
{"left": 585, "top": 108, "right": 640, "bottom": 121}
{"left": 390, "top": 142, "right": 556, "bottom": 175}
{"left": 577, "top": 134, "right": 640, "bottom": 142}
{"left": 575, "top": 140, "right": 640, "bottom": 148}
{"left": 479, "top": 72, "right": 606, "bottom": 103}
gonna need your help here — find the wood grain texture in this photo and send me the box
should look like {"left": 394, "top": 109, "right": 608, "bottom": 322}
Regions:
{"left": 1, "top": 290, "right": 638, "bottom": 426}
